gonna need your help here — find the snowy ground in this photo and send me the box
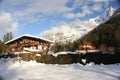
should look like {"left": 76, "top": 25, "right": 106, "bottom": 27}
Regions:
{"left": 0, "top": 59, "right": 120, "bottom": 80}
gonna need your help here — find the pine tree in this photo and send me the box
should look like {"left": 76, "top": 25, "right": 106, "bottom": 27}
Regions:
{"left": 3, "top": 32, "right": 13, "bottom": 42}
{"left": 0, "top": 32, "right": 13, "bottom": 53}
{"left": 0, "top": 40, "right": 7, "bottom": 53}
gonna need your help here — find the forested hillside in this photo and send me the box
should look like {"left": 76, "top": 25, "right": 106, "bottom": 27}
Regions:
{"left": 77, "top": 13, "right": 120, "bottom": 52}
{"left": 51, "top": 9, "right": 120, "bottom": 53}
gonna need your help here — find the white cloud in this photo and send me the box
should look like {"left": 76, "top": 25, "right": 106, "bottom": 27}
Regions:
{"left": 80, "top": 5, "right": 93, "bottom": 16}
{"left": 63, "top": 5, "right": 95, "bottom": 18}
{"left": 0, "top": 0, "right": 114, "bottom": 21}
{"left": 0, "top": 12, "right": 18, "bottom": 37}
{"left": 63, "top": 5, "right": 94, "bottom": 18}
{"left": 72, "top": 0, "right": 84, "bottom": 8}
{"left": 1, "top": 0, "right": 73, "bottom": 22}
{"left": 63, "top": 13, "right": 75, "bottom": 19}
{"left": 63, "top": 0, "right": 113, "bottom": 19}
{"left": 91, "top": 3, "right": 102, "bottom": 11}
{"left": 92, "top": 0, "right": 110, "bottom": 2}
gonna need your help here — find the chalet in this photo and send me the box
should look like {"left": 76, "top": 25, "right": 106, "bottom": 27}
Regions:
{"left": 5, "top": 34, "right": 54, "bottom": 54}
{"left": 76, "top": 41, "right": 99, "bottom": 53}
{"left": 78, "top": 41, "right": 96, "bottom": 51}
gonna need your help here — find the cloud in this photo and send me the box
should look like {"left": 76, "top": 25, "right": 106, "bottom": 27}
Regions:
{"left": 63, "top": 0, "right": 113, "bottom": 19}
{"left": 0, "top": 0, "right": 114, "bottom": 22}
{"left": 91, "top": 3, "right": 103, "bottom": 11}
{"left": 63, "top": 3, "right": 102, "bottom": 19}
{"left": 0, "top": 12, "right": 18, "bottom": 37}
{"left": 92, "top": 0, "right": 110, "bottom": 3}
{"left": 14, "top": 0, "right": 72, "bottom": 16}
{"left": 63, "top": 13, "right": 75, "bottom": 19}
{"left": 0, "top": 0, "right": 73, "bottom": 22}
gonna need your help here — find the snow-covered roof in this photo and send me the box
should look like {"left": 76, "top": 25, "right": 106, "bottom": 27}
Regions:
{"left": 5, "top": 34, "right": 54, "bottom": 44}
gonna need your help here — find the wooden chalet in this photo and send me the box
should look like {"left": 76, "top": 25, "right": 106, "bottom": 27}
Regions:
{"left": 5, "top": 34, "right": 54, "bottom": 54}
{"left": 76, "top": 41, "right": 99, "bottom": 53}
{"left": 78, "top": 41, "right": 96, "bottom": 51}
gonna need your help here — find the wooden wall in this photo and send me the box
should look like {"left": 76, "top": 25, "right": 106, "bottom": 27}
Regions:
{"left": 7, "top": 37, "right": 51, "bottom": 52}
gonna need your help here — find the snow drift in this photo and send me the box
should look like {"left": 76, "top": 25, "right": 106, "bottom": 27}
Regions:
{"left": 0, "top": 59, "right": 120, "bottom": 80}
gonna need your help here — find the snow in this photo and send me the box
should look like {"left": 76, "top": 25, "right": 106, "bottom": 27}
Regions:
{"left": 0, "top": 59, "right": 120, "bottom": 80}
{"left": 48, "top": 51, "right": 76, "bottom": 57}
{"left": 23, "top": 48, "right": 42, "bottom": 52}
{"left": 14, "top": 51, "right": 30, "bottom": 54}
{"left": 76, "top": 50, "right": 100, "bottom": 54}
{"left": 41, "top": 20, "right": 97, "bottom": 43}
{"left": 35, "top": 54, "right": 41, "bottom": 57}
{"left": 82, "top": 59, "right": 86, "bottom": 64}
{"left": 52, "top": 51, "right": 76, "bottom": 57}
{"left": 41, "top": 6, "right": 116, "bottom": 43}
{"left": 5, "top": 34, "right": 54, "bottom": 44}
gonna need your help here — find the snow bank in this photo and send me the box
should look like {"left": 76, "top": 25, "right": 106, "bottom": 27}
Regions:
{"left": 0, "top": 59, "right": 120, "bottom": 80}
{"left": 48, "top": 51, "right": 76, "bottom": 57}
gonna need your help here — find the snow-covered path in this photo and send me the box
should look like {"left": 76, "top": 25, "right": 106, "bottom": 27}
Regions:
{"left": 0, "top": 60, "right": 120, "bottom": 80}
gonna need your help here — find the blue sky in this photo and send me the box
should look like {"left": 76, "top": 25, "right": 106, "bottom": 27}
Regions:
{"left": 0, "top": 0, "right": 119, "bottom": 38}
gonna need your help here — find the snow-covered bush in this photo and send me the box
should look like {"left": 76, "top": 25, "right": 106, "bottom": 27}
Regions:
{"left": 35, "top": 53, "right": 84, "bottom": 64}
{"left": 36, "top": 54, "right": 56, "bottom": 64}
{"left": 1, "top": 51, "right": 119, "bottom": 65}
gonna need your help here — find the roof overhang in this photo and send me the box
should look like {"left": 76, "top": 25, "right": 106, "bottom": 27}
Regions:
{"left": 5, "top": 34, "right": 54, "bottom": 44}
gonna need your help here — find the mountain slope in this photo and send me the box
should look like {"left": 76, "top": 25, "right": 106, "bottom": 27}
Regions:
{"left": 76, "top": 10, "right": 120, "bottom": 52}
{"left": 95, "top": 6, "right": 116, "bottom": 24}
{"left": 41, "top": 7, "right": 116, "bottom": 43}
{"left": 41, "top": 20, "right": 97, "bottom": 43}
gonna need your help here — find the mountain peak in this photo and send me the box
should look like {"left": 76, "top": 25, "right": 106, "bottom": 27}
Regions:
{"left": 41, "top": 6, "right": 116, "bottom": 44}
{"left": 108, "top": 6, "right": 116, "bottom": 17}
{"left": 94, "top": 6, "right": 116, "bottom": 24}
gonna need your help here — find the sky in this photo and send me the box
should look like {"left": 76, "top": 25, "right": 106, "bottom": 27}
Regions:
{"left": 0, "top": 0, "right": 120, "bottom": 38}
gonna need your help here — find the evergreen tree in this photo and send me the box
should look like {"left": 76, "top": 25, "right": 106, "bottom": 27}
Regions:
{"left": 75, "top": 14, "right": 120, "bottom": 51}
{"left": 3, "top": 32, "right": 13, "bottom": 42}
{"left": 0, "top": 32, "right": 13, "bottom": 53}
{"left": 0, "top": 40, "right": 7, "bottom": 53}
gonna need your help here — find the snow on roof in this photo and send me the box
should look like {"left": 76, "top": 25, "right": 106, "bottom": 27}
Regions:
{"left": 5, "top": 34, "right": 54, "bottom": 44}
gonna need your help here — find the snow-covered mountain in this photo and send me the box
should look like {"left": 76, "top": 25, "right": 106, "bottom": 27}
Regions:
{"left": 41, "top": 6, "right": 116, "bottom": 43}
{"left": 95, "top": 6, "right": 116, "bottom": 24}
{"left": 113, "top": 8, "right": 120, "bottom": 16}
